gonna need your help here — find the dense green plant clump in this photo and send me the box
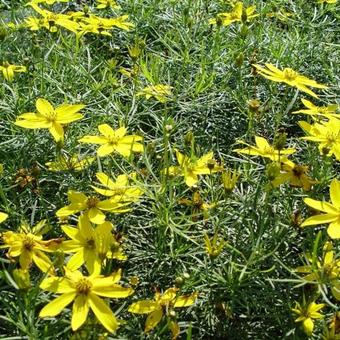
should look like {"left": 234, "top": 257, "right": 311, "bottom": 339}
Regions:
{"left": 0, "top": 0, "right": 339, "bottom": 339}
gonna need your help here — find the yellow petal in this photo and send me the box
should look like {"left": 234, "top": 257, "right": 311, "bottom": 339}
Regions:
{"left": 36, "top": 98, "right": 54, "bottom": 116}
{"left": 128, "top": 300, "right": 160, "bottom": 314}
{"left": 93, "top": 284, "right": 134, "bottom": 298}
{"left": 49, "top": 122, "right": 64, "bottom": 142}
{"left": 66, "top": 250, "right": 85, "bottom": 270}
{"left": 330, "top": 179, "right": 340, "bottom": 208}
{"left": 71, "top": 295, "right": 89, "bottom": 331}
{"left": 32, "top": 251, "right": 54, "bottom": 273}
{"left": 98, "top": 124, "right": 115, "bottom": 138}
{"left": 303, "top": 198, "right": 338, "bottom": 214}
{"left": 0, "top": 212, "right": 8, "bottom": 223}
{"left": 301, "top": 213, "right": 337, "bottom": 227}
{"left": 173, "top": 292, "right": 198, "bottom": 308}
{"left": 145, "top": 309, "right": 163, "bottom": 332}
{"left": 39, "top": 292, "right": 76, "bottom": 317}
{"left": 88, "top": 293, "right": 119, "bottom": 333}
{"left": 88, "top": 207, "right": 106, "bottom": 224}
{"left": 327, "top": 221, "right": 340, "bottom": 239}
{"left": 97, "top": 144, "right": 116, "bottom": 157}
{"left": 302, "top": 317, "right": 314, "bottom": 336}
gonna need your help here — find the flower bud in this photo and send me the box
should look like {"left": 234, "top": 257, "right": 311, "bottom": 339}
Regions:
{"left": 12, "top": 269, "right": 30, "bottom": 290}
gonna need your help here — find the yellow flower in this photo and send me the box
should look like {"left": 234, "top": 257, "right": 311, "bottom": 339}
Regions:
{"left": 91, "top": 172, "right": 143, "bottom": 203}
{"left": 166, "top": 149, "right": 222, "bottom": 187}
{"left": 299, "top": 118, "right": 340, "bottom": 160}
{"left": 46, "top": 154, "right": 95, "bottom": 172}
{"left": 128, "top": 287, "right": 197, "bottom": 335}
{"left": 0, "top": 220, "right": 62, "bottom": 273}
{"left": 253, "top": 63, "right": 328, "bottom": 98}
{"left": 137, "top": 85, "right": 173, "bottom": 103}
{"left": 322, "top": 312, "right": 340, "bottom": 340}
{"left": 26, "top": 4, "right": 80, "bottom": 33}
{"left": 204, "top": 232, "right": 226, "bottom": 259}
{"left": 271, "top": 161, "right": 317, "bottom": 191}
{"left": 301, "top": 178, "right": 340, "bottom": 239}
{"left": 78, "top": 124, "right": 143, "bottom": 158}
{"left": 209, "top": 2, "right": 258, "bottom": 26}
{"left": 233, "top": 136, "right": 296, "bottom": 162}
{"left": 28, "top": 0, "right": 68, "bottom": 4}
{"left": 56, "top": 191, "right": 130, "bottom": 224}
{"left": 221, "top": 169, "right": 239, "bottom": 192}
{"left": 61, "top": 215, "right": 126, "bottom": 274}
{"left": 292, "top": 301, "right": 325, "bottom": 336}
{"left": 15, "top": 98, "right": 84, "bottom": 142}
{"left": 293, "top": 99, "right": 338, "bottom": 117}
{"left": 39, "top": 268, "right": 134, "bottom": 332}
{"left": 96, "top": 0, "right": 119, "bottom": 9}
{"left": 0, "top": 62, "right": 26, "bottom": 82}
{"left": 317, "top": 0, "right": 337, "bottom": 3}
{"left": 0, "top": 212, "right": 8, "bottom": 223}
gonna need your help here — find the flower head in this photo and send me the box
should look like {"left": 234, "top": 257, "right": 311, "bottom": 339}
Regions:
{"left": 0, "top": 220, "right": 62, "bottom": 273}
{"left": 46, "top": 154, "right": 95, "bottom": 172}
{"left": 39, "top": 268, "right": 134, "bottom": 332}
{"left": 204, "top": 233, "right": 226, "bottom": 259}
{"left": 234, "top": 136, "right": 295, "bottom": 162}
{"left": 301, "top": 178, "right": 340, "bottom": 239}
{"left": 253, "top": 63, "right": 328, "bottom": 98}
{"left": 15, "top": 98, "right": 84, "bottom": 142}
{"left": 56, "top": 190, "right": 131, "bottom": 224}
{"left": 292, "top": 301, "right": 325, "bottom": 336}
{"left": 0, "top": 62, "right": 26, "bottom": 82}
{"left": 128, "top": 287, "right": 197, "bottom": 336}
{"left": 293, "top": 99, "right": 338, "bottom": 118}
{"left": 137, "top": 85, "right": 173, "bottom": 103}
{"left": 96, "top": 0, "right": 119, "bottom": 9}
{"left": 166, "top": 149, "right": 222, "bottom": 187}
{"left": 78, "top": 124, "right": 143, "bottom": 158}
{"left": 61, "top": 215, "right": 126, "bottom": 274}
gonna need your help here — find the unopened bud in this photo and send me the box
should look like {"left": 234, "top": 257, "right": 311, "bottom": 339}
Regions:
{"left": 266, "top": 162, "right": 280, "bottom": 181}
{"left": 12, "top": 269, "right": 30, "bottom": 290}
{"left": 274, "top": 132, "right": 287, "bottom": 151}
{"left": 235, "top": 52, "right": 244, "bottom": 68}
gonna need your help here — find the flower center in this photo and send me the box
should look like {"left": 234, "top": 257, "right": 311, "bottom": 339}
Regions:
{"left": 87, "top": 196, "right": 99, "bottom": 208}
{"left": 75, "top": 278, "right": 92, "bottom": 295}
{"left": 23, "top": 236, "right": 35, "bottom": 251}
{"left": 292, "top": 165, "right": 305, "bottom": 178}
{"left": 283, "top": 68, "right": 297, "bottom": 81}
{"left": 86, "top": 238, "right": 96, "bottom": 249}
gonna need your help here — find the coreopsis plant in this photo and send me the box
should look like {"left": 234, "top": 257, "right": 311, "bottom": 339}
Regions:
{"left": 137, "top": 85, "right": 173, "bottom": 103}
{"left": 292, "top": 301, "right": 325, "bottom": 336}
{"left": 253, "top": 64, "right": 328, "bottom": 98}
{"left": 128, "top": 287, "right": 198, "bottom": 336}
{"left": 233, "top": 136, "right": 296, "bottom": 162}
{"left": 209, "top": 2, "right": 258, "bottom": 26}
{"left": 78, "top": 124, "right": 144, "bottom": 157}
{"left": 271, "top": 161, "right": 317, "bottom": 191}
{"left": 56, "top": 190, "right": 130, "bottom": 224}
{"left": 0, "top": 62, "right": 26, "bottom": 82}
{"left": 15, "top": 98, "right": 84, "bottom": 142}
{"left": 299, "top": 118, "right": 340, "bottom": 160}
{"left": 61, "top": 215, "right": 126, "bottom": 274}
{"left": 46, "top": 154, "right": 95, "bottom": 172}
{"left": 293, "top": 99, "right": 338, "bottom": 117}
{"left": 165, "top": 149, "right": 223, "bottom": 187}
{"left": 0, "top": 212, "right": 8, "bottom": 223}
{"left": 96, "top": 0, "right": 119, "bottom": 9}
{"left": 91, "top": 172, "right": 143, "bottom": 203}
{"left": 39, "top": 268, "right": 134, "bottom": 332}
{"left": 0, "top": 220, "right": 62, "bottom": 273}
{"left": 301, "top": 178, "right": 340, "bottom": 239}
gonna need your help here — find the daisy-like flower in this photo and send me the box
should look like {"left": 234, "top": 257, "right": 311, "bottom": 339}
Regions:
{"left": 137, "top": 85, "right": 173, "bottom": 103}
{"left": 62, "top": 215, "right": 126, "bottom": 274}
{"left": 209, "top": 2, "right": 258, "bottom": 26}
{"left": 165, "top": 149, "right": 223, "bottom": 187}
{"left": 56, "top": 190, "right": 130, "bottom": 224}
{"left": 39, "top": 268, "right": 134, "bottom": 332}
{"left": 204, "top": 232, "right": 226, "bottom": 259}
{"left": 15, "top": 98, "right": 84, "bottom": 142}
{"left": 46, "top": 154, "right": 95, "bottom": 172}
{"left": 0, "top": 62, "right": 26, "bottom": 82}
{"left": 301, "top": 178, "right": 340, "bottom": 239}
{"left": 91, "top": 172, "right": 143, "bottom": 203}
{"left": 271, "top": 161, "right": 317, "bottom": 191}
{"left": 96, "top": 0, "right": 119, "bottom": 9}
{"left": 292, "top": 301, "right": 325, "bottom": 336}
{"left": 233, "top": 136, "right": 296, "bottom": 162}
{"left": 0, "top": 212, "right": 8, "bottom": 223}
{"left": 299, "top": 118, "right": 340, "bottom": 160}
{"left": 0, "top": 220, "right": 62, "bottom": 273}
{"left": 293, "top": 99, "right": 338, "bottom": 117}
{"left": 128, "top": 287, "right": 197, "bottom": 336}
{"left": 78, "top": 124, "right": 144, "bottom": 158}
{"left": 253, "top": 64, "right": 328, "bottom": 98}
